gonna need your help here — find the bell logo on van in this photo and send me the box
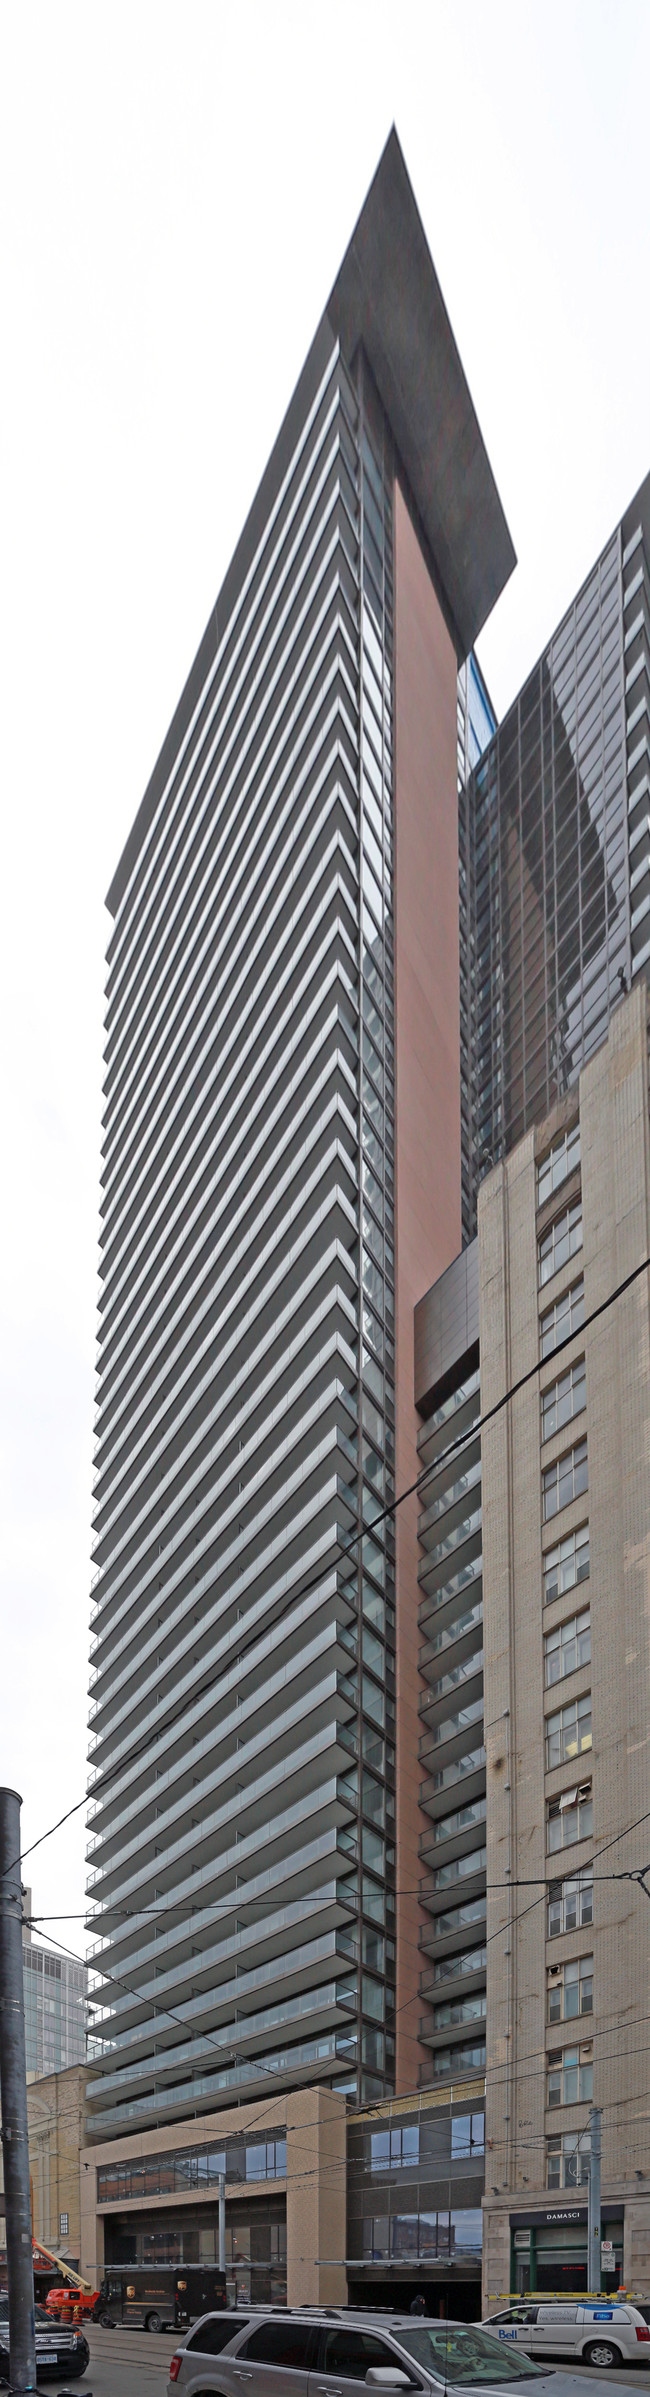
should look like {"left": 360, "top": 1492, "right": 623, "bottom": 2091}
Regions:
{"left": 589, "top": 2310, "right": 613, "bottom": 2321}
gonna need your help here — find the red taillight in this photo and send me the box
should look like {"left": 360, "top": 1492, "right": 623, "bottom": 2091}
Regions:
{"left": 169, "top": 2358, "right": 182, "bottom": 2382}
{"left": 636, "top": 2329, "right": 650, "bottom": 2342}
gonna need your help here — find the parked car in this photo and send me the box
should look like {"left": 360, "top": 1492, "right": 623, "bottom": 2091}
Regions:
{"left": 483, "top": 2299, "right": 650, "bottom": 2369}
{"left": 0, "top": 2294, "right": 89, "bottom": 2381}
{"left": 166, "top": 2305, "right": 636, "bottom": 2396}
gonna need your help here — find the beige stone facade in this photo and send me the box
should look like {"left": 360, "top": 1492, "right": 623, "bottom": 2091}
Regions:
{"left": 79, "top": 2085, "right": 346, "bottom": 2307}
{"left": 26, "top": 2065, "right": 90, "bottom": 2267}
{"left": 479, "top": 985, "right": 650, "bottom": 2301}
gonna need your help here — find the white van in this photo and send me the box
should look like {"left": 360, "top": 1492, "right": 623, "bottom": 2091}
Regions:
{"left": 483, "top": 2300, "right": 650, "bottom": 2369}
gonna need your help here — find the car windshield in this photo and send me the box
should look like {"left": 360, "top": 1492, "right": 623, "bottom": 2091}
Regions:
{"left": 1, "top": 2302, "right": 53, "bottom": 2327}
{"left": 393, "top": 2326, "right": 548, "bottom": 2385}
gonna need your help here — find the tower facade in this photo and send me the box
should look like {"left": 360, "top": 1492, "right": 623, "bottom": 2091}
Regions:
{"left": 86, "top": 133, "right": 514, "bottom": 2145}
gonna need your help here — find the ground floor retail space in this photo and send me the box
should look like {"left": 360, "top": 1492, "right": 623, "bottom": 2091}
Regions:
{"left": 346, "top": 2271, "right": 481, "bottom": 2320}
{"left": 510, "top": 2206, "right": 624, "bottom": 2295}
{"left": 81, "top": 2088, "right": 348, "bottom": 2308}
{"left": 483, "top": 2196, "right": 650, "bottom": 2310}
{"left": 103, "top": 2197, "right": 287, "bottom": 2308}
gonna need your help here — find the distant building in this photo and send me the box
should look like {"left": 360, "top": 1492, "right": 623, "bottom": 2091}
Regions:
{"left": 27, "top": 2065, "right": 91, "bottom": 2270}
{"left": 414, "top": 985, "right": 650, "bottom": 2301}
{"left": 22, "top": 1892, "right": 87, "bottom": 2080}
{"left": 464, "top": 473, "right": 650, "bottom": 1230}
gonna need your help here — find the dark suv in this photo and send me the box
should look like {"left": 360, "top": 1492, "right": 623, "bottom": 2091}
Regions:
{"left": 0, "top": 2295, "right": 89, "bottom": 2380}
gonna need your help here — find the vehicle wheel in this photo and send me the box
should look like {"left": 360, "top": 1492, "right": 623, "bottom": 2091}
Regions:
{"left": 98, "top": 2313, "right": 115, "bottom": 2328}
{"left": 583, "top": 2341, "right": 622, "bottom": 2369}
{"left": 145, "top": 2311, "right": 164, "bottom": 2332}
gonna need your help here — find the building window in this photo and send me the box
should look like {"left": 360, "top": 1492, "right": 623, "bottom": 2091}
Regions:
{"left": 537, "top": 1123, "right": 581, "bottom": 1207}
{"left": 432, "top": 1845, "right": 486, "bottom": 1890}
{"left": 541, "top": 1358, "right": 586, "bottom": 1442}
{"left": 547, "top": 1869, "right": 593, "bottom": 1936}
{"left": 547, "top": 1782, "right": 592, "bottom": 1852}
{"left": 433, "top": 1797, "right": 486, "bottom": 1844}
{"left": 433, "top": 1944, "right": 486, "bottom": 1986}
{"left": 547, "top": 1955, "right": 593, "bottom": 2023}
{"left": 544, "top": 1523, "right": 590, "bottom": 1603}
{"left": 547, "top": 2042, "right": 593, "bottom": 2107}
{"left": 547, "top": 2131, "right": 591, "bottom": 2189}
{"left": 451, "top": 2112, "right": 485, "bottom": 2158}
{"left": 544, "top": 1610, "right": 591, "bottom": 1686}
{"left": 431, "top": 2040, "right": 486, "bottom": 2079}
{"left": 59, "top": 2213, "right": 69, "bottom": 2239}
{"left": 546, "top": 1693, "right": 592, "bottom": 1768}
{"left": 540, "top": 1276, "right": 585, "bottom": 1359}
{"left": 96, "top": 2134, "right": 287, "bottom": 2206}
{"left": 369, "top": 2124, "right": 419, "bottom": 2171}
{"left": 538, "top": 1201, "right": 583, "bottom": 1287}
{"left": 543, "top": 1437, "right": 588, "bottom": 1520}
{"left": 432, "top": 1993, "right": 486, "bottom": 2032}
{"left": 362, "top": 2209, "right": 482, "bottom": 2260}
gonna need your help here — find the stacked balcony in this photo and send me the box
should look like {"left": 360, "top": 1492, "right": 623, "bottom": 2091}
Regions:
{"left": 416, "top": 1362, "right": 486, "bottom": 2086}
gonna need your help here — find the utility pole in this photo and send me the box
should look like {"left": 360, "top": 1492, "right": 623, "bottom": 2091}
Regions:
{"left": 587, "top": 2106, "right": 602, "bottom": 2296}
{"left": 0, "top": 1790, "right": 36, "bottom": 2394}
{"left": 218, "top": 2173, "right": 226, "bottom": 2276}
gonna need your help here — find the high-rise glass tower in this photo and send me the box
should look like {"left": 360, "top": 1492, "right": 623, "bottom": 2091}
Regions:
{"left": 465, "top": 472, "right": 650, "bottom": 1225}
{"left": 85, "top": 132, "right": 514, "bottom": 2138}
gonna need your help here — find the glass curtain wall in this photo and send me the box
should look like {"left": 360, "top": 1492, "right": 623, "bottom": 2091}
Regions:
{"left": 467, "top": 532, "right": 630, "bottom": 1217}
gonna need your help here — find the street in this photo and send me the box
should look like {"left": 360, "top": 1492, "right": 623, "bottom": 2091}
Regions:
{"left": 76, "top": 2329, "right": 650, "bottom": 2397}
{"left": 81, "top": 2323, "right": 179, "bottom": 2395}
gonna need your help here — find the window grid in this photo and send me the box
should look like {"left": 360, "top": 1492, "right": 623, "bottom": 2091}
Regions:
{"left": 544, "top": 1522, "right": 590, "bottom": 1603}
{"left": 547, "top": 1954, "right": 593, "bottom": 2023}
{"left": 547, "top": 1869, "right": 593, "bottom": 1936}
{"left": 537, "top": 1122, "right": 581, "bottom": 1206}
{"left": 541, "top": 1358, "right": 586, "bottom": 1442}
{"left": 546, "top": 1692, "right": 592, "bottom": 1768}
{"left": 466, "top": 530, "right": 629, "bottom": 1229}
{"left": 543, "top": 1437, "right": 588, "bottom": 1520}
{"left": 547, "top": 2042, "right": 593, "bottom": 2107}
{"left": 547, "top": 1782, "right": 592, "bottom": 1852}
{"left": 547, "top": 2132, "right": 591, "bottom": 2189}
{"left": 539, "top": 1201, "right": 583, "bottom": 1287}
{"left": 540, "top": 1276, "right": 585, "bottom": 1358}
{"left": 544, "top": 1609, "right": 591, "bottom": 1686}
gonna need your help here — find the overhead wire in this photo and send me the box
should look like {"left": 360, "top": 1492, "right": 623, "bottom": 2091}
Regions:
{"left": 4, "top": 1248, "right": 650, "bottom": 1888}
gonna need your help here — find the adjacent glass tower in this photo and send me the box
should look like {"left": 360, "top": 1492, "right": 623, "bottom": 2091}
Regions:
{"left": 85, "top": 132, "right": 514, "bottom": 2138}
{"left": 465, "top": 472, "right": 650, "bottom": 1227}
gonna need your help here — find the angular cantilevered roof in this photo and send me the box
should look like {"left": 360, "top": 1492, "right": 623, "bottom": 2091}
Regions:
{"left": 107, "top": 127, "right": 515, "bottom": 916}
{"left": 328, "top": 128, "right": 515, "bottom": 659}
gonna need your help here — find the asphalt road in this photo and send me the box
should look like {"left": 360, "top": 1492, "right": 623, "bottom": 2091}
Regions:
{"left": 79, "top": 2321, "right": 179, "bottom": 2395}
{"left": 73, "top": 2331, "right": 650, "bottom": 2397}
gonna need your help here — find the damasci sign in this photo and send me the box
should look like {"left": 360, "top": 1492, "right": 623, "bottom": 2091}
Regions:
{"left": 510, "top": 2208, "right": 586, "bottom": 2229}
{"left": 510, "top": 2205, "right": 623, "bottom": 2231}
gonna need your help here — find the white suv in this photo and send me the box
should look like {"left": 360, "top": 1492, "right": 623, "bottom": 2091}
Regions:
{"left": 167, "top": 2304, "right": 636, "bottom": 2397}
{"left": 483, "top": 2299, "right": 650, "bottom": 2369}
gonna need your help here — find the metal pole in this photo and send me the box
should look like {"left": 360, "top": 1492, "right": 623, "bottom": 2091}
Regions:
{"left": 587, "top": 2106, "right": 602, "bottom": 2294}
{"left": 218, "top": 2172, "right": 226, "bottom": 2276}
{"left": 0, "top": 1790, "right": 36, "bottom": 2393}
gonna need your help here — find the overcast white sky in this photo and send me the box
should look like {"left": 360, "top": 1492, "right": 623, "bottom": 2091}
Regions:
{"left": 1, "top": 0, "right": 649, "bottom": 1949}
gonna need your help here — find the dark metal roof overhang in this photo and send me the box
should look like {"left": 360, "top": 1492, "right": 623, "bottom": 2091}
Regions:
{"left": 328, "top": 128, "right": 515, "bottom": 661}
{"left": 106, "top": 128, "right": 515, "bottom": 919}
